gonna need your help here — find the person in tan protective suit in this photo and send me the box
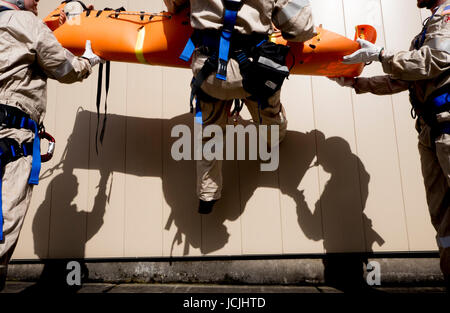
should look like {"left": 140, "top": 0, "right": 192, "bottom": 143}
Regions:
{"left": 330, "top": 0, "right": 450, "bottom": 290}
{"left": 164, "top": 0, "right": 317, "bottom": 214}
{"left": 0, "top": 0, "right": 102, "bottom": 291}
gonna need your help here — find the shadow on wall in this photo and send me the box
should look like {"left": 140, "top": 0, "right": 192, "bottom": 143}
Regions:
{"left": 295, "top": 133, "right": 385, "bottom": 292}
{"left": 27, "top": 109, "right": 383, "bottom": 292}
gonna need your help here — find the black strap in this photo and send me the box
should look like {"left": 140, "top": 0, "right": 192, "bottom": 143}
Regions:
{"left": 0, "top": 104, "right": 37, "bottom": 131}
{"left": 190, "top": 55, "right": 217, "bottom": 113}
{"left": 95, "top": 62, "right": 103, "bottom": 154}
{"left": 231, "top": 99, "right": 243, "bottom": 116}
{"left": 100, "top": 61, "right": 110, "bottom": 145}
{"left": 0, "top": 138, "right": 34, "bottom": 167}
{"left": 95, "top": 61, "right": 111, "bottom": 154}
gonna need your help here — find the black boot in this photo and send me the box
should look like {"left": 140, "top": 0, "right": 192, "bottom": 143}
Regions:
{"left": 198, "top": 199, "right": 217, "bottom": 215}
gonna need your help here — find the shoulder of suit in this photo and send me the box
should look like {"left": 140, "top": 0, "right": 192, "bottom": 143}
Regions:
{"left": 8, "top": 9, "right": 40, "bottom": 24}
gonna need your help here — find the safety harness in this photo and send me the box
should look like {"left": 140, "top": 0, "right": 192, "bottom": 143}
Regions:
{"left": 410, "top": 6, "right": 450, "bottom": 138}
{"left": 180, "top": 0, "right": 291, "bottom": 124}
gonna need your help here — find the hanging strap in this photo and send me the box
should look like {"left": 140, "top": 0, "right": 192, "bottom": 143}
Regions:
{"left": 27, "top": 119, "right": 41, "bottom": 185}
{"left": 189, "top": 55, "right": 217, "bottom": 119}
{"left": 95, "top": 61, "right": 111, "bottom": 154}
{"left": 216, "top": 0, "right": 244, "bottom": 81}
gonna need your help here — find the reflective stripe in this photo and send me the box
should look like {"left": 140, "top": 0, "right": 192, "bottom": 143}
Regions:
{"left": 135, "top": 27, "right": 148, "bottom": 64}
{"left": 438, "top": 235, "right": 450, "bottom": 248}
{"left": 258, "top": 56, "right": 289, "bottom": 73}
{"left": 274, "top": 0, "right": 309, "bottom": 26}
{"left": 427, "top": 37, "right": 450, "bottom": 53}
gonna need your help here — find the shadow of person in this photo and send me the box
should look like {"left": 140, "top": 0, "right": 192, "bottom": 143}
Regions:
{"left": 24, "top": 167, "right": 109, "bottom": 293}
{"left": 163, "top": 113, "right": 319, "bottom": 255}
{"left": 296, "top": 135, "right": 385, "bottom": 292}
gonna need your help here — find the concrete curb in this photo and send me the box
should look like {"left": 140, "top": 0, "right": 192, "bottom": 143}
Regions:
{"left": 6, "top": 257, "right": 444, "bottom": 286}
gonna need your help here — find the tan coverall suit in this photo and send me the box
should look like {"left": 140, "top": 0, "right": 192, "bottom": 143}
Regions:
{"left": 353, "top": 2, "right": 450, "bottom": 281}
{"left": 164, "top": 0, "right": 317, "bottom": 201}
{"left": 0, "top": 7, "right": 92, "bottom": 281}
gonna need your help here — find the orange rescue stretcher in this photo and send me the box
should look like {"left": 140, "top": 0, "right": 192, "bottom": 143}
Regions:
{"left": 44, "top": 3, "right": 377, "bottom": 77}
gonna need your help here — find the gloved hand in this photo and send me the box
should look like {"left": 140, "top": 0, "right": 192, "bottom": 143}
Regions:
{"left": 81, "top": 40, "right": 105, "bottom": 67}
{"left": 328, "top": 77, "right": 356, "bottom": 88}
{"left": 342, "top": 39, "right": 384, "bottom": 64}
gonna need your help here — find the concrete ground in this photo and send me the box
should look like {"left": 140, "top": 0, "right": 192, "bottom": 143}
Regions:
{"left": 1, "top": 281, "right": 448, "bottom": 294}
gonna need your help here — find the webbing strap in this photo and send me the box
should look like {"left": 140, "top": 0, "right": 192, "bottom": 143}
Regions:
{"left": 189, "top": 56, "right": 217, "bottom": 122}
{"left": 27, "top": 119, "right": 41, "bottom": 185}
{"left": 180, "top": 38, "right": 196, "bottom": 62}
{"left": 216, "top": 9, "right": 239, "bottom": 81}
{"left": 95, "top": 62, "right": 103, "bottom": 154}
{"left": 95, "top": 61, "right": 111, "bottom": 154}
{"left": 100, "top": 61, "right": 111, "bottom": 145}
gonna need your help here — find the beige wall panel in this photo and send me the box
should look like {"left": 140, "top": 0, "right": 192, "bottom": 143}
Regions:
{"left": 343, "top": 0, "right": 409, "bottom": 252}
{"left": 279, "top": 76, "right": 324, "bottom": 254}
{"left": 310, "top": 0, "right": 366, "bottom": 253}
{"left": 49, "top": 78, "right": 95, "bottom": 258}
{"left": 81, "top": 0, "right": 128, "bottom": 258}
{"left": 239, "top": 174, "right": 283, "bottom": 255}
{"left": 380, "top": 0, "right": 437, "bottom": 251}
{"left": 122, "top": 0, "right": 165, "bottom": 258}
{"left": 161, "top": 67, "right": 203, "bottom": 257}
{"left": 84, "top": 64, "right": 128, "bottom": 258}
{"left": 129, "top": 0, "right": 164, "bottom": 12}
{"left": 123, "top": 65, "right": 164, "bottom": 257}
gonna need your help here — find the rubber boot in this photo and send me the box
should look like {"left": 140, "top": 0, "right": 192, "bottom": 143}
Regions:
{"left": 198, "top": 199, "right": 217, "bottom": 215}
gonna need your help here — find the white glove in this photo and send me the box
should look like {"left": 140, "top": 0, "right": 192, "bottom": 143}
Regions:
{"left": 82, "top": 40, "right": 105, "bottom": 67}
{"left": 342, "top": 39, "right": 384, "bottom": 64}
{"left": 328, "top": 77, "right": 356, "bottom": 88}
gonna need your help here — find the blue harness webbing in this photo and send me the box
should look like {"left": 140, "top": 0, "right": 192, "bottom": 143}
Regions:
{"left": 216, "top": 7, "right": 240, "bottom": 80}
{"left": 179, "top": 0, "right": 243, "bottom": 80}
